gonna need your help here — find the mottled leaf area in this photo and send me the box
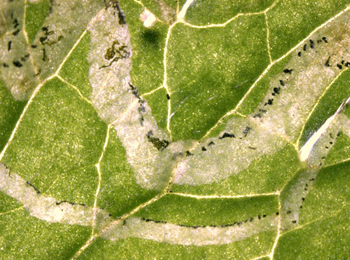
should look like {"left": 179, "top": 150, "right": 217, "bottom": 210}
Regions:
{"left": 1, "top": 0, "right": 350, "bottom": 259}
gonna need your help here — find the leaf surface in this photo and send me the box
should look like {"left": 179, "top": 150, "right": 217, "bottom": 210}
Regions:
{"left": 1, "top": 0, "right": 350, "bottom": 259}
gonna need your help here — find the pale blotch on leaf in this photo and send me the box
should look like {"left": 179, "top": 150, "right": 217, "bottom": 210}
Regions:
{"left": 173, "top": 117, "right": 288, "bottom": 185}
{"left": 102, "top": 215, "right": 277, "bottom": 246}
{"left": 88, "top": 7, "right": 178, "bottom": 190}
{"left": 0, "top": 164, "right": 110, "bottom": 226}
{"left": 154, "top": 0, "right": 176, "bottom": 24}
{"left": 0, "top": 1, "right": 39, "bottom": 100}
{"left": 0, "top": 0, "right": 103, "bottom": 100}
{"left": 140, "top": 8, "right": 157, "bottom": 28}
{"left": 30, "top": 0, "right": 103, "bottom": 78}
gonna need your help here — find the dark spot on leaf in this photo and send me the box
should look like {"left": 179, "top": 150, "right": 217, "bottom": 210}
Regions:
{"left": 337, "top": 64, "right": 342, "bottom": 69}
{"left": 105, "top": 0, "right": 127, "bottom": 24}
{"left": 273, "top": 87, "right": 280, "bottom": 94}
{"left": 129, "top": 83, "right": 141, "bottom": 99}
{"left": 325, "top": 56, "right": 331, "bottom": 67}
{"left": 322, "top": 36, "right": 328, "bottom": 43}
{"left": 208, "top": 141, "right": 215, "bottom": 146}
{"left": 100, "top": 43, "right": 130, "bottom": 68}
{"left": 21, "top": 53, "right": 30, "bottom": 62}
{"left": 253, "top": 113, "right": 262, "bottom": 118}
{"left": 279, "top": 80, "right": 285, "bottom": 86}
{"left": 201, "top": 146, "right": 207, "bottom": 151}
{"left": 146, "top": 131, "right": 170, "bottom": 151}
{"left": 138, "top": 101, "right": 146, "bottom": 113}
{"left": 298, "top": 52, "right": 302, "bottom": 57}
{"left": 104, "top": 40, "right": 120, "bottom": 60}
{"left": 166, "top": 94, "right": 170, "bottom": 100}
{"left": 35, "top": 68, "right": 41, "bottom": 76}
{"left": 303, "top": 44, "right": 307, "bottom": 51}
{"left": 185, "top": 151, "right": 193, "bottom": 156}
{"left": 40, "top": 36, "right": 48, "bottom": 45}
{"left": 55, "top": 200, "right": 85, "bottom": 206}
{"left": 13, "top": 60, "right": 22, "bottom": 67}
{"left": 26, "top": 181, "right": 41, "bottom": 194}
{"left": 283, "top": 69, "right": 293, "bottom": 74}
{"left": 219, "top": 132, "right": 235, "bottom": 139}
{"left": 115, "top": 2, "right": 127, "bottom": 24}
{"left": 154, "top": 220, "right": 167, "bottom": 224}
{"left": 243, "top": 126, "right": 251, "bottom": 137}
{"left": 3, "top": 63, "right": 9, "bottom": 68}
{"left": 13, "top": 18, "right": 19, "bottom": 28}
{"left": 13, "top": 29, "right": 20, "bottom": 36}
{"left": 8, "top": 41, "right": 12, "bottom": 51}
{"left": 292, "top": 220, "right": 297, "bottom": 224}
{"left": 310, "top": 39, "right": 314, "bottom": 49}
{"left": 42, "top": 48, "right": 47, "bottom": 61}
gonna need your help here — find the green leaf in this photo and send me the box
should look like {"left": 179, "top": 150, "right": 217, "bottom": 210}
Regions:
{"left": 1, "top": 0, "right": 350, "bottom": 259}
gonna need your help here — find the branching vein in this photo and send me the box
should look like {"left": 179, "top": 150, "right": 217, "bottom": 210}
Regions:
{"left": 180, "top": 0, "right": 278, "bottom": 29}
{"left": 201, "top": 4, "right": 350, "bottom": 140}
{"left": 91, "top": 125, "right": 111, "bottom": 234}
{"left": 0, "top": 29, "right": 88, "bottom": 162}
